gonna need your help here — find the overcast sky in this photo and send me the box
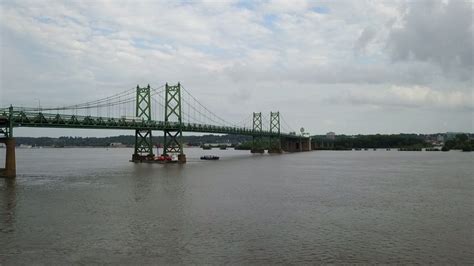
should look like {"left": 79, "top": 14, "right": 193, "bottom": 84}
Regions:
{"left": 1, "top": 0, "right": 473, "bottom": 137}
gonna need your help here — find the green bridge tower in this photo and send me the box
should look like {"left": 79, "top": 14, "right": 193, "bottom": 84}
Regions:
{"left": 163, "top": 83, "right": 186, "bottom": 163}
{"left": 268, "top": 111, "right": 282, "bottom": 153}
{"left": 0, "top": 105, "right": 16, "bottom": 178}
{"left": 250, "top": 112, "right": 265, "bottom": 153}
{"left": 132, "top": 85, "right": 154, "bottom": 161}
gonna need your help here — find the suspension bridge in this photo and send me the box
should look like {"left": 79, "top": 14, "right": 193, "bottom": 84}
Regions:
{"left": 0, "top": 83, "right": 312, "bottom": 178}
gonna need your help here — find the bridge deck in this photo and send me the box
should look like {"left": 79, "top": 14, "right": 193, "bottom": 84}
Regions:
{"left": 2, "top": 110, "right": 303, "bottom": 139}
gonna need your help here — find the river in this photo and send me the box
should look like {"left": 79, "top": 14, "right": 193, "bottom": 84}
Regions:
{"left": 1, "top": 148, "right": 473, "bottom": 264}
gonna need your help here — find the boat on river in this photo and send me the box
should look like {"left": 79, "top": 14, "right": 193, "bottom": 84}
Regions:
{"left": 200, "top": 155, "right": 219, "bottom": 160}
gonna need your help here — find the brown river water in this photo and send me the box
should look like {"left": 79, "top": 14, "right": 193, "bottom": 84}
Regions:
{"left": 1, "top": 148, "right": 473, "bottom": 264}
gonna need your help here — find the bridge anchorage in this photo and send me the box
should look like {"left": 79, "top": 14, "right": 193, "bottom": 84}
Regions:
{"left": 0, "top": 82, "right": 312, "bottom": 178}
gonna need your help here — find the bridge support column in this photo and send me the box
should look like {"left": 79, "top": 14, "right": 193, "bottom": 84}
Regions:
{"left": 311, "top": 140, "right": 317, "bottom": 150}
{"left": 0, "top": 138, "right": 16, "bottom": 178}
{"left": 163, "top": 83, "right": 186, "bottom": 163}
{"left": 268, "top": 143, "right": 282, "bottom": 153}
{"left": 250, "top": 112, "right": 264, "bottom": 153}
{"left": 281, "top": 137, "right": 302, "bottom": 152}
{"left": 132, "top": 85, "right": 154, "bottom": 162}
{"left": 268, "top": 111, "right": 282, "bottom": 154}
{"left": 301, "top": 137, "right": 311, "bottom": 151}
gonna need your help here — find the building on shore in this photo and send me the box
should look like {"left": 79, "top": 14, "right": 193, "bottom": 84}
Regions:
{"left": 326, "top": 132, "right": 336, "bottom": 140}
{"left": 437, "top": 134, "right": 445, "bottom": 143}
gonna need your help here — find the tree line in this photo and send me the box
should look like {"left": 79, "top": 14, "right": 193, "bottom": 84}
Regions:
{"left": 10, "top": 133, "right": 472, "bottom": 151}
{"left": 13, "top": 134, "right": 251, "bottom": 147}
{"left": 442, "top": 134, "right": 473, "bottom": 151}
{"left": 312, "top": 134, "right": 430, "bottom": 150}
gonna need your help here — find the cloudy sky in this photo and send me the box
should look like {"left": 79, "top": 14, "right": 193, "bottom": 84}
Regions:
{"left": 1, "top": 0, "right": 473, "bottom": 137}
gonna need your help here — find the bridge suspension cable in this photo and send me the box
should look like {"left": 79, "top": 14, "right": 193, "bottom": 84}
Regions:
{"left": 180, "top": 85, "right": 240, "bottom": 128}
{"left": 25, "top": 88, "right": 136, "bottom": 112}
{"left": 21, "top": 85, "right": 166, "bottom": 113}
{"left": 6, "top": 83, "right": 294, "bottom": 135}
{"left": 235, "top": 113, "right": 253, "bottom": 130}
{"left": 281, "top": 115, "right": 297, "bottom": 134}
{"left": 261, "top": 113, "right": 272, "bottom": 132}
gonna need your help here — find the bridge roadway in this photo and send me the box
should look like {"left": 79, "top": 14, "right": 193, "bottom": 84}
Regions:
{"left": 0, "top": 108, "right": 312, "bottom": 179}
{"left": 0, "top": 109, "right": 301, "bottom": 139}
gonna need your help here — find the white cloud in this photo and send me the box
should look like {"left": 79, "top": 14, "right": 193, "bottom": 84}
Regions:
{"left": 263, "top": 0, "right": 311, "bottom": 14}
{"left": 388, "top": 0, "right": 473, "bottom": 78}
{"left": 0, "top": 0, "right": 472, "bottom": 136}
{"left": 333, "top": 85, "right": 474, "bottom": 110}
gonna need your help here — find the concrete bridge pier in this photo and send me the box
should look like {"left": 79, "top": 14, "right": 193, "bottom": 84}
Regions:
{"left": 281, "top": 138, "right": 299, "bottom": 152}
{"left": 301, "top": 137, "right": 312, "bottom": 151}
{"left": 311, "top": 141, "right": 318, "bottom": 150}
{"left": 281, "top": 137, "right": 312, "bottom": 152}
{"left": 0, "top": 138, "right": 16, "bottom": 178}
{"left": 268, "top": 138, "right": 283, "bottom": 153}
{"left": 268, "top": 137, "right": 283, "bottom": 153}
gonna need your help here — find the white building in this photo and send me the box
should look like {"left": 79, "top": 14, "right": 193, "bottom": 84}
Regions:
{"left": 437, "top": 135, "right": 445, "bottom": 142}
{"left": 326, "top": 132, "right": 336, "bottom": 140}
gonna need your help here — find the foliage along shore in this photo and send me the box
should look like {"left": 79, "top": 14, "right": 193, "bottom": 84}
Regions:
{"left": 6, "top": 133, "right": 473, "bottom": 151}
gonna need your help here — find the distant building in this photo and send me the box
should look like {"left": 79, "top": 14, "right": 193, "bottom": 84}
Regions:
{"left": 326, "top": 132, "right": 336, "bottom": 140}
{"left": 437, "top": 135, "right": 445, "bottom": 142}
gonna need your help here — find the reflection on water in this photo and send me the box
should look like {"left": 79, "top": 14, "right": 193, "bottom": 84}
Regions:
{"left": 1, "top": 178, "right": 16, "bottom": 233}
{"left": 0, "top": 148, "right": 473, "bottom": 264}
